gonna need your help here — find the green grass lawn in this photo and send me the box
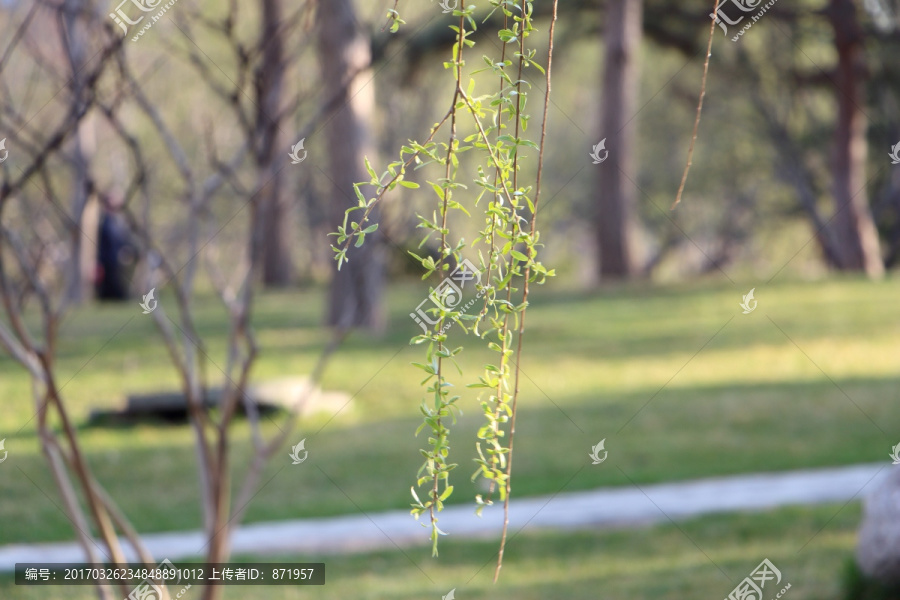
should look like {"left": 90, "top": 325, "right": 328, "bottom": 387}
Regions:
{"left": 0, "top": 502, "right": 863, "bottom": 599}
{"left": 0, "top": 276, "right": 896, "bottom": 597}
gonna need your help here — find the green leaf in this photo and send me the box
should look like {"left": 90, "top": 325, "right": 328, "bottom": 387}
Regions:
{"left": 353, "top": 185, "right": 367, "bottom": 208}
{"left": 365, "top": 157, "right": 378, "bottom": 183}
{"left": 430, "top": 182, "right": 446, "bottom": 201}
{"left": 498, "top": 29, "right": 517, "bottom": 43}
{"left": 439, "top": 485, "right": 454, "bottom": 501}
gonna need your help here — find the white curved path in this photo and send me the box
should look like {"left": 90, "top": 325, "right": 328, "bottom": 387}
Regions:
{"left": 0, "top": 463, "right": 889, "bottom": 571}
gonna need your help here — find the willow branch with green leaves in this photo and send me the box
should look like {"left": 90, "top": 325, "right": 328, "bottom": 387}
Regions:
{"left": 329, "top": 0, "right": 557, "bottom": 576}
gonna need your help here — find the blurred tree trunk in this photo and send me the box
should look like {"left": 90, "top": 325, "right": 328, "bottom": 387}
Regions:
{"left": 255, "top": 0, "right": 295, "bottom": 287}
{"left": 62, "top": 0, "right": 94, "bottom": 304}
{"left": 594, "top": 0, "right": 642, "bottom": 281}
{"left": 827, "top": 0, "right": 884, "bottom": 277}
{"left": 317, "top": 0, "right": 385, "bottom": 331}
{"left": 878, "top": 166, "right": 900, "bottom": 268}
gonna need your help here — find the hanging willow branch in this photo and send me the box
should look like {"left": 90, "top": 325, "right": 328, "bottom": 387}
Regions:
{"left": 331, "top": 0, "right": 559, "bottom": 577}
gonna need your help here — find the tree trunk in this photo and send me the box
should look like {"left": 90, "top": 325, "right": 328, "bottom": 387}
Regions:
{"left": 594, "top": 0, "right": 642, "bottom": 281}
{"left": 255, "top": 0, "right": 295, "bottom": 287}
{"left": 62, "top": 0, "right": 94, "bottom": 305}
{"left": 827, "top": 0, "right": 883, "bottom": 277}
{"left": 317, "top": 0, "right": 385, "bottom": 331}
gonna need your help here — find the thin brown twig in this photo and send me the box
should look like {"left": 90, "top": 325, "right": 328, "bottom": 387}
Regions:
{"left": 381, "top": 0, "right": 401, "bottom": 31}
{"left": 672, "top": 0, "right": 720, "bottom": 209}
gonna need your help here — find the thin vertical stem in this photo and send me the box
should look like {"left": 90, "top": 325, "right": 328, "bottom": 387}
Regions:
{"left": 672, "top": 0, "right": 720, "bottom": 209}
{"left": 494, "top": 0, "right": 559, "bottom": 582}
{"left": 429, "top": 0, "right": 466, "bottom": 548}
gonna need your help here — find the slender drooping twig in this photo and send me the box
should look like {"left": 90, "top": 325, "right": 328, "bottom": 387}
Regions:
{"left": 494, "top": 0, "right": 560, "bottom": 582}
{"left": 672, "top": 0, "right": 720, "bottom": 209}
